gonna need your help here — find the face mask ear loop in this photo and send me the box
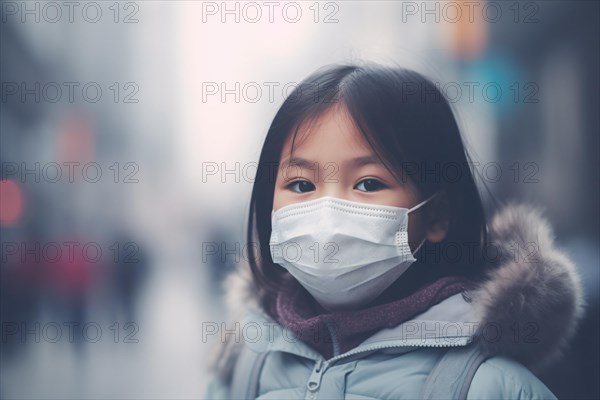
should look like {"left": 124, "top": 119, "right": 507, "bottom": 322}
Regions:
{"left": 407, "top": 193, "right": 438, "bottom": 258}
{"left": 413, "top": 237, "right": 427, "bottom": 256}
{"left": 407, "top": 192, "right": 438, "bottom": 214}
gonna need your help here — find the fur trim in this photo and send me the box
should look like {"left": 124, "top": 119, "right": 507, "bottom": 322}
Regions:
{"left": 471, "top": 203, "right": 586, "bottom": 373}
{"left": 208, "top": 203, "right": 586, "bottom": 379}
{"left": 206, "top": 261, "right": 258, "bottom": 383}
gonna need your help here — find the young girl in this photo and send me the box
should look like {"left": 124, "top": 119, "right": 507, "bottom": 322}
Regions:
{"left": 205, "top": 63, "right": 585, "bottom": 399}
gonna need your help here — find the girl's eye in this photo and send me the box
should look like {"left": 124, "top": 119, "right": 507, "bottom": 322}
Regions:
{"left": 354, "top": 178, "right": 387, "bottom": 192}
{"left": 286, "top": 180, "right": 316, "bottom": 193}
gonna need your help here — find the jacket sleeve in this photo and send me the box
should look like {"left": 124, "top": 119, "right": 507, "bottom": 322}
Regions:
{"left": 467, "top": 356, "right": 558, "bottom": 400}
{"left": 204, "top": 374, "right": 230, "bottom": 400}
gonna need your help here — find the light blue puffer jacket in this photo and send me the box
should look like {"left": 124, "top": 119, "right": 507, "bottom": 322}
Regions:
{"left": 205, "top": 205, "right": 585, "bottom": 400}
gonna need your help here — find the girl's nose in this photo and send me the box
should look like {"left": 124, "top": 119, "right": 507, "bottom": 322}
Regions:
{"left": 320, "top": 183, "right": 347, "bottom": 201}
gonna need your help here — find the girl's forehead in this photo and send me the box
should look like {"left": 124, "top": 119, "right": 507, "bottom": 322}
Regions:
{"left": 280, "top": 107, "right": 374, "bottom": 160}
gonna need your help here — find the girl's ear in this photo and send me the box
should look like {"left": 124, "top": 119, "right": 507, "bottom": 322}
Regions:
{"left": 426, "top": 192, "right": 450, "bottom": 243}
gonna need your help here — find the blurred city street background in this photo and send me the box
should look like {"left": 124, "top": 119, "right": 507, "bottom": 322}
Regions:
{"left": 1, "top": 1, "right": 598, "bottom": 399}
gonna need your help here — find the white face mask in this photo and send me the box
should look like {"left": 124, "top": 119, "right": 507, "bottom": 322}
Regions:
{"left": 269, "top": 194, "right": 437, "bottom": 311}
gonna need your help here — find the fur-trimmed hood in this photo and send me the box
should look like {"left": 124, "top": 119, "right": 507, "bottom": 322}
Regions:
{"left": 209, "top": 203, "right": 586, "bottom": 380}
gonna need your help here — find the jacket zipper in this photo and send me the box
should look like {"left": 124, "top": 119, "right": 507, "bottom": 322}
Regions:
{"left": 302, "top": 340, "right": 469, "bottom": 399}
{"left": 305, "top": 359, "right": 325, "bottom": 400}
{"left": 324, "top": 314, "right": 473, "bottom": 366}
{"left": 303, "top": 315, "right": 471, "bottom": 399}
{"left": 327, "top": 336, "right": 471, "bottom": 364}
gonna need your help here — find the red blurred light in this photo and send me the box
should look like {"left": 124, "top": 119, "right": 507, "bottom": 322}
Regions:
{"left": 0, "top": 179, "right": 25, "bottom": 227}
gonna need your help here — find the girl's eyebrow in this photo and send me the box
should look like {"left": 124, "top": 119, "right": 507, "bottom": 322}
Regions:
{"left": 350, "top": 155, "right": 383, "bottom": 167}
{"left": 280, "top": 157, "right": 318, "bottom": 170}
{"left": 280, "top": 155, "right": 383, "bottom": 169}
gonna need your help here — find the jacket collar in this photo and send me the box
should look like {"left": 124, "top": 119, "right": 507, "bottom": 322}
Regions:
{"left": 241, "top": 291, "right": 480, "bottom": 363}
{"left": 210, "top": 203, "right": 586, "bottom": 379}
{"left": 273, "top": 273, "right": 473, "bottom": 360}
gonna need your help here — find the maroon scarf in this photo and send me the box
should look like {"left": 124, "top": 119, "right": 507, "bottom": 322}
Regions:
{"left": 274, "top": 275, "right": 475, "bottom": 359}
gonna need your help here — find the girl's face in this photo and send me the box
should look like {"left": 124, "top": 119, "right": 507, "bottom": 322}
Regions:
{"left": 273, "top": 106, "right": 439, "bottom": 252}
